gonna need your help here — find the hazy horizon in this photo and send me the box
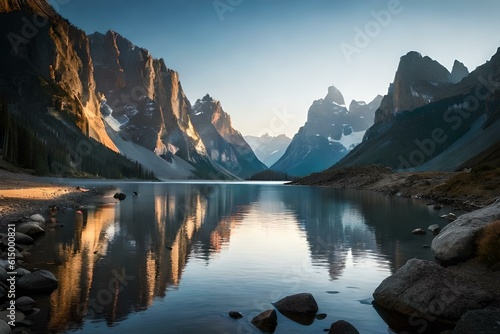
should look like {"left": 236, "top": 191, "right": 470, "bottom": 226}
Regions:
{"left": 51, "top": 0, "right": 500, "bottom": 137}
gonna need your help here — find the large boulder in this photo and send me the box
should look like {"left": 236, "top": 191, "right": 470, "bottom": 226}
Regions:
{"left": 453, "top": 308, "right": 500, "bottom": 334}
{"left": 273, "top": 293, "right": 319, "bottom": 325}
{"left": 251, "top": 309, "right": 277, "bottom": 333}
{"left": 17, "top": 270, "right": 58, "bottom": 293}
{"left": 373, "top": 259, "right": 494, "bottom": 323}
{"left": 432, "top": 200, "right": 500, "bottom": 266}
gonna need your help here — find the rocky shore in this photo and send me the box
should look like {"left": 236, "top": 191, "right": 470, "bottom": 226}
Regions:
{"left": 292, "top": 165, "right": 500, "bottom": 333}
{"left": 372, "top": 199, "right": 500, "bottom": 333}
{"left": 0, "top": 170, "right": 100, "bottom": 229}
{"left": 0, "top": 170, "right": 110, "bottom": 333}
{"left": 291, "top": 165, "right": 500, "bottom": 211}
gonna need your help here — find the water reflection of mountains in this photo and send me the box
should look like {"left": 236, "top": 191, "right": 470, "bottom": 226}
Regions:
{"left": 34, "top": 183, "right": 440, "bottom": 332}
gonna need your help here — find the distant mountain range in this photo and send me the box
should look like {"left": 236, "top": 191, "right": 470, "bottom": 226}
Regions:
{"left": 244, "top": 134, "right": 291, "bottom": 167}
{"left": 270, "top": 86, "right": 382, "bottom": 176}
{"left": 0, "top": 0, "right": 265, "bottom": 179}
{"left": 337, "top": 49, "right": 500, "bottom": 171}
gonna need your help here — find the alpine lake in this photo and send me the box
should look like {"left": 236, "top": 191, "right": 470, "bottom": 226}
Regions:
{"left": 23, "top": 181, "right": 456, "bottom": 333}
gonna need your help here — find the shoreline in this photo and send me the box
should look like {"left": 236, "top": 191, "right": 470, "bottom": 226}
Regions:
{"left": 291, "top": 165, "right": 499, "bottom": 212}
{"left": 0, "top": 169, "right": 109, "bottom": 230}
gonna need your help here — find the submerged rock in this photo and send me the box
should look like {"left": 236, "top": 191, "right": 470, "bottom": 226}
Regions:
{"left": 273, "top": 292, "right": 319, "bottom": 325}
{"left": 273, "top": 293, "right": 318, "bottom": 315}
{"left": 373, "top": 259, "right": 494, "bottom": 323}
{"left": 411, "top": 228, "right": 426, "bottom": 235}
{"left": 328, "top": 320, "right": 360, "bottom": 334}
{"left": 428, "top": 224, "right": 441, "bottom": 234}
{"left": 432, "top": 200, "right": 500, "bottom": 266}
{"left": 113, "top": 192, "right": 127, "bottom": 200}
{"left": 17, "top": 270, "right": 58, "bottom": 293}
{"left": 228, "top": 311, "right": 243, "bottom": 319}
{"left": 251, "top": 309, "right": 277, "bottom": 332}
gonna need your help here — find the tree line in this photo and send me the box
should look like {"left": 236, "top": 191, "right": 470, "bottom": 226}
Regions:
{"left": 0, "top": 98, "right": 155, "bottom": 179}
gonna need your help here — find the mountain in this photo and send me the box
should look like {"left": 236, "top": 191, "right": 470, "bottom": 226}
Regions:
{"left": 244, "top": 134, "right": 291, "bottom": 167}
{"left": 0, "top": 1, "right": 261, "bottom": 179}
{"left": 270, "top": 86, "right": 382, "bottom": 177}
{"left": 336, "top": 49, "right": 500, "bottom": 171}
{"left": 0, "top": 0, "right": 154, "bottom": 178}
{"left": 348, "top": 95, "right": 384, "bottom": 131}
{"left": 450, "top": 60, "right": 469, "bottom": 84}
{"left": 88, "top": 30, "right": 232, "bottom": 179}
{"left": 190, "top": 94, "right": 266, "bottom": 178}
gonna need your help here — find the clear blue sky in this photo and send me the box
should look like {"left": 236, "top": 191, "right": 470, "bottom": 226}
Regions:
{"left": 50, "top": 0, "right": 500, "bottom": 137}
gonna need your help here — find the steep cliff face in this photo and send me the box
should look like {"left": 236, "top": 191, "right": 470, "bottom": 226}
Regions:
{"left": 375, "top": 51, "right": 454, "bottom": 123}
{"left": 271, "top": 86, "right": 381, "bottom": 176}
{"left": 450, "top": 60, "right": 469, "bottom": 84}
{"left": 337, "top": 48, "right": 500, "bottom": 171}
{"left": 89, "top": 31, "right": 208, "bottom": 166}
{"left": 348, "top": 95, "right": 384, "bottom": 132}
{"left": 191, "top": 94, "right": 266, "bottom": 178}
{"left": 0, "top": 0, "right": 116, "bottom": 151}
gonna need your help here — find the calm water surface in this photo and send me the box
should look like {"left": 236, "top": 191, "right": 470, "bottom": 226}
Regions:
{"left": 26, "top": 182, "right": 452, "bottom": 333}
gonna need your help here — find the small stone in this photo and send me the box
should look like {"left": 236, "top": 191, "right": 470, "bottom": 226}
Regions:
{"left": 0, "top": 320, "right": 11, "bottom": 334}
{"left": 0, "top": 267, "right": 7, "bottom": 283}
{"left": 17, "top": 269, "right": 58, "bottom": 293}
{"left": 428, "top": 224, "right": 441, "bottom": 234}
{"left": 228, "top": 311, "right": 243, "bottom": 319}
{"left": 15, "top": 222, "right": 45, "bottom": 236}
{"left": 316, "top": 313, "right": 327, "bottom": 320}
{"left": 328, "top": 320, "right": 360, "bottom": 334}
{"left": 411, "top": 228, "right": 426, "bottom": 235}
{"left": 433, "top": 204, "right": 443, "bottom": 210}
{"left": 15, "top": 268, "right": 31, "bottom": 277}
{"left": 29, "top": 214, "right": 45, "bottom": 223}
{"left": 113, "top": 192, "right": 126, "bottom": 200}
{"left": 251, "top": 309, "right": 277, "bottom": 333}
{"left": 0, "top": 310, "right": 25, "bottom": 323}
{"left": 16, "top": 296, "right": 36, "bottom": 312}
